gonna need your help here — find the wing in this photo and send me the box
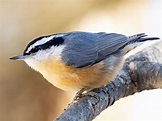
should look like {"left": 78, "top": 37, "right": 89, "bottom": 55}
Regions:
{"left": 61, "top": 32, "right": 139, "bottom": 68}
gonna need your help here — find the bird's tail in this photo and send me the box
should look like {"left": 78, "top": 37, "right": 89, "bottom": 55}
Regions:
{"left": 128, "top": 33, "right": 160, "bottom": 43}
{"left": 123, "top": 33, "right": 160, "bottom": 54}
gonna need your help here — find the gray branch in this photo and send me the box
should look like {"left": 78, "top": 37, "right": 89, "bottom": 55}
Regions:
{"left": 54, "top": 41, "right": 162, "bottom": 121}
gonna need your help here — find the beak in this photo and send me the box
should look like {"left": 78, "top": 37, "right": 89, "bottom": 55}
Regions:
{"left": 10, "top": 55, "right": 28, "bottom": 60}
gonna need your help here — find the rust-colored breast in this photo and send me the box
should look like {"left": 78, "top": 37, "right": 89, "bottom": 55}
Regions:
{"left": 33, "top": 59, "right": 114, "bottom": 92}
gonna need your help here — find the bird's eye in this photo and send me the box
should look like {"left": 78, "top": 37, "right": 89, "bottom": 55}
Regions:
{"left": 23, "top": 50, "right": 29, "bottom": 55}
{"left": 23, "top": 46, "right": 40, "bottom": 55}
{"left": 31, "top": 47, "right": 39, "bottom": 53}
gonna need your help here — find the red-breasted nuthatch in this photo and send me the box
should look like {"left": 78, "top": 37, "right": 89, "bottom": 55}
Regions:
{"left": 10, "top": 31, "right": 159, "bottom": 93}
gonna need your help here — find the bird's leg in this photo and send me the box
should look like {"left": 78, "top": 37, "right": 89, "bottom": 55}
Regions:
{"left": 67, "top": 87, "right": 98, "bottom": 108}
{"left": 67, "top": 88, "right": 89, "bottom": 108}
{"left": 73, "top": 87, "right": 89, "bottom": 101}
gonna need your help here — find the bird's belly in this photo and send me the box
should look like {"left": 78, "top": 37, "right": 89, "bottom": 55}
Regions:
{"left": 43, "top": 71, "right": 84, "bottom": 91}
{"left": 35, "top": 60, "right": 112, "bottom": 92}
{"left": 42, "top": 66, "right": 108, "bottom": 91}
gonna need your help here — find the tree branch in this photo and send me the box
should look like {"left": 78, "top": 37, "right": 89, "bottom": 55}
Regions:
{"left": 54, "top": 40, "right": 162, "bottom": 121}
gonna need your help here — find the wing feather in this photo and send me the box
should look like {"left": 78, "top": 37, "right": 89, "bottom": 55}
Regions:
{"left": 61, "top": 32, "right": 141, "bottom": 68}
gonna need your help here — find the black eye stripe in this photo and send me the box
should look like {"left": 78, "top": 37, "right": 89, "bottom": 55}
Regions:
{"left": 23, "top": 36, "right": 64, "bottom": 55}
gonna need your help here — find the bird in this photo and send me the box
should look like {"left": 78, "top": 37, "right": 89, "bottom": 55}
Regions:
{"left": 10, "top": 31, "right": 159, "bottom": 96}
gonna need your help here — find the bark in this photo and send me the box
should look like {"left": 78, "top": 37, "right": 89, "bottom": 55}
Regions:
{"left": 54, "top": 40, "right": 162, "bottom": 121}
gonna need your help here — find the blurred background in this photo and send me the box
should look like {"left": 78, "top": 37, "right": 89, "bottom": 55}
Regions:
{"left": 0, "top": 0, "right": 162, "bottom": 121}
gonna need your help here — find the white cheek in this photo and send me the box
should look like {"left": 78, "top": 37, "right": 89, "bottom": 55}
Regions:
{"left": 24, "top": 58, "right": 38, "bottom": 71}
{"left": 33, "top": 45, "right": 65, "bottom": 60}
{"left": 24, "top": 45, "right": 65, "bottom": 69}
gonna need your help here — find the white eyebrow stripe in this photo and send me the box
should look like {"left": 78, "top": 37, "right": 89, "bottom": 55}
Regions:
{"left": 26, "top": 34, "right": 64, "bottom": 53}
